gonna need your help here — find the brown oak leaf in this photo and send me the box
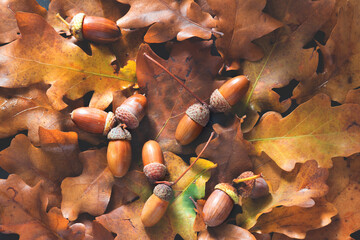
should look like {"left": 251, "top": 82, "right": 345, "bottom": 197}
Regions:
{"left": 0, "top": 0, "right": 46, "bottom": 44}
{"left": 0, "top": 12, "right": 135, "bottom": 111}
{"left": 0, "top": 85, "right": 102, "bottom": 146}
{"left": 237, "top": 158, "right": 329, "bottom": 230}
{"left": 206, "top": 0, "right": 283, "bottom": 69}
{"left": 245, "top": 94, "right": 360, "bottom": 171}
{"left": 61, "top": 148, "right": 115, "bottom": 221}
{"left": 240, "top": 0, "right": 335, "bottom": 131}
{"left": 136, "top": 41, "right": 223, "bottom": 154}
{"left": 0, "top": 127, "right": 82, "bottom": 208}
{"left": 0, "top": 174, "right": 85, "bottom": 240}
{"left": 116, "top": 0, "right": 216, "bottom": 43}
{"left": 273, "top": 155, "right": 360, "bottom": 240}
{"left": 294, "top": 0, "right": 360, "bottom": 104}
{"left": 198, "top": 224, "right": 256, "bottom": 240}
{"left": 252, "top": 198, "right": 337, "bottom": 239}
{"left": 195, "top": 118, "right": 253, "bottom": 194}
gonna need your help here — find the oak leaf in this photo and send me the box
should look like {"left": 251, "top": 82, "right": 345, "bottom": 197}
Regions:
{"left": 294, "top": 0, "right": 360, "bottom": 104}
{"left": 237, "top": 159, "right": 329, "bottom": 230}
{"left": 0, "top": 174, "right": 85, "bottom": 239}
{"left": 116, "top": 0, "right": 216, "bottom": 43}
{"left": 252, "top": 198, "right": 337, "bottom": 239}
{"left": 195, "top": 118, "right": 253, "bottom": 194}
{"left": 206, "top": 0, "right": 283, "bottom": 69}
{"left": 0, "top": 12, "right": 135, "bottom": 111}
{"left": 240, "top": 0, "right": 335, "bottom": 131}
{"left": 198, "top": 224, "right": 256, "bottom": 240}
{"left": 272, "top": 155, "right": 360, "bottom": 240}
{"left": 0, "top": 0, "right": 46, "bottom": 44}
{"left": 0, "top": 128, "right": 82, "bottom": 208}
{"left": 61, "top": 148, "right": 115, "bottom": 221}
{"left": 136, "top": 41, "right": 222, "bottom": 154}
{"left": 0, "top": 85, "right": 102, "bottom": 146}
{"left": 245, "top": 94, "right": 360, "bottom": 171}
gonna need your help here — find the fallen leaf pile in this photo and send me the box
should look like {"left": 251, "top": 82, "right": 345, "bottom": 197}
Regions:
{"left": 0, "top": 0, "right": 359, "bottom": 239}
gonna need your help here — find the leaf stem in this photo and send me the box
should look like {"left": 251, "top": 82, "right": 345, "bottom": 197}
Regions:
{"left": 56, "top": 13, "right": 70, "bottom": 28}
{"left": 233, "top": 173, "right": 262, "bottom": 183}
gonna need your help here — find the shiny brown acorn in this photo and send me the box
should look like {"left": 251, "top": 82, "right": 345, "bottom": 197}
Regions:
{"left": 210, "top": 75, "right": 250, "bottom": 112}
{"left": 115, "top": 94, "right": 147, "bottom": 129}
{"left": 107, "top": 125, "right": 132, "bottom": 177}
{"left": 142, "top": 140, "right": 166, "bottom": 181}
{"left": 70, "top": 107, "right": 116, "bottom": 135}
{"left": 141, "top": 184, "right": 173, "bottom": 227}
{"left": 175, "top": 103, "right": 210, "bottom": 145}
{"left": 57, "top": 13, "right": 121, "bottom": 44}
{"left": 203, "top": 183, "right": 238, "bottom": 227}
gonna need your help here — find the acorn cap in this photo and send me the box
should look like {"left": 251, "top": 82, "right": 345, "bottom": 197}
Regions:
{"left": 103, "top": 112, "right": 116, "bottom": 135}
{"left": 143, "top": 163, "right": 167, "bottom": 181}
{"left": 70, "top": 13, "right": 86, "bottom": 40}
{"left": 107, "top": 125, "right": 131, "bottom": 140}
{"left": 153, "top": 184, "right": 173, "bottom": 202}
{"left": 214, "top": 183, "right": 239, "bottom": 204}
{"left": 210, "top": 89, "right": 232, "bottom": 112}
{"left": 115, "top": 105, "right": 139, "bottom": 129}
{"left": 234, "top": 171, "right": 256, "bottom": 198}
{"left": 185, "top": 103, "right": 210, "bottom": 127}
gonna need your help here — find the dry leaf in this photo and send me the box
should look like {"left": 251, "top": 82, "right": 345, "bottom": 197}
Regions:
{"left": 252, "top": 199, "right": 337, "bottom": 239}
{"left": 272, "top": 155, "right": 360, "bottom": 240}
{"left": 195, "top": 118, "right": 253, "bottom": 194}
{"left": 198, "top": 224, "right": 256, "bottom": 240}
{"left": 0, "top": 85, "right": 103, "bottom": 146}
{"left": 237, "top": 159, "right": 329, "bottom": 230}
{"left": 294, "top": 0, "right": 360, "bottom": 104}
{"left": 0, "top": 12, "right": 135, "bottom": 111}
{"left": 61, "top": 148, "right": 115, "bottom": 221}
{"left": 136, "top": 41, "right": 222, "bottom": 154}
{"left": 241, "top": 0, "right": 335, "bottom": 130}
{"left": 206, "top": 0, "right": 283, "bottom": 68}
{"left": 0, "top": 0, "right": 46, "bottom": 44}
{"left": 116, "top": 0, "right": 216, "bottom": 42}
{"left": 0, "top": 128, "right": 81, "bottom": 208}
{"left": 0, "top": 174, "right": 85, "bottom": 239}
{"left": 246, "top": 94, "right": 360, "bottom": 171}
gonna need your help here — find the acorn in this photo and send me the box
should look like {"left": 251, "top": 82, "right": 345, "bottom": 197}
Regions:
{"left": 57, "top": 13, "right": 121, "bottom": 44}
{"left": 233, "top": 171, "right": 269, "bottom": 199}
{"left": 107, "top": 125, "right": 132, "bottom": 177}
{"left": 250, "top": 178, "right": 269, "bottom": 199}
{"left": 203, "top": 183, "right": 238, "bottom": 227}
{"left": 175, "top": 103, "right": 210, "bottom": 145}
{"left": 142, "top": 140, "right": 167, "bottom": 181}
{"left": 115, "top": 94, "right": 147, "bottom": 129}
{"left": 210, "top": 75, "right": 250, "bottom": 112}
{"left": 141, "top": 184, "right": 173, "bottom": 227}
{"left": 70, "top": 107, "right": 116, "bottom": 135}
